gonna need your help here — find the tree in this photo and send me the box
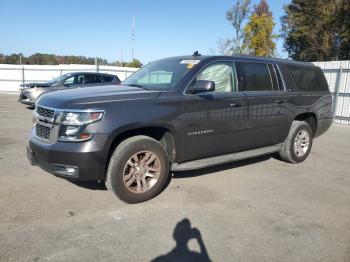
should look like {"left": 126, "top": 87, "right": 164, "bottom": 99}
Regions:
{"left": 217, "top": 38, "right": 233, "bottom": 55}
{"left": 225, "top": 0, "right": 251, "bottom": 54}
{"left": 281, "top": 0, "right": 349, "bottom": 61}
{"left": 0, "top": 53, "right": 143, "bottom": 66}
{"left": 243, "top": 0, "right": 277, "bottom": 57}
{"left": 125, "top": 59, "right": 143, "bottom": 68}
{"left": 336, "top": 0, "right": 350, "bottom": 60}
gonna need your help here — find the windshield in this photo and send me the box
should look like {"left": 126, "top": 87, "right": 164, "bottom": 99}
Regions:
{"left": 46, "top": 73, "right": 72, "bottom": 85}
{"left": 122, "top": 59, "right": 196, "bottom": 91}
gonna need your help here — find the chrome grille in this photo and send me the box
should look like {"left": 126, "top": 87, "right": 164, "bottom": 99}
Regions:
{"left": 36, "top": 124, "right": 51, "bottom": 140}
{"left": 37, "top": 106, "right": 55, "bottom": 119}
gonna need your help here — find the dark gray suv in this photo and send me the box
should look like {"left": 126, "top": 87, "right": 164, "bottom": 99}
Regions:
{"left": 27, "top": 54, "right": 333, "bottom": 203}
{"left": 19, "top": 72, "right": 120, "bottom": 106}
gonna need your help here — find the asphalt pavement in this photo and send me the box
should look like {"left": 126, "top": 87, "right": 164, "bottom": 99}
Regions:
{"left": 0, "top": 94, "right": 349, "bottom": 262}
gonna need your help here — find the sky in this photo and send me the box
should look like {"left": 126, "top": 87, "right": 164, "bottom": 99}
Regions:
{"left": 0, "top": 0, "right": 290, "bottom": 64}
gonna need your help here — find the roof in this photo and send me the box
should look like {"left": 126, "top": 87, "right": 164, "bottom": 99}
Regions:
{"left": 66, "top": 72, "right": 116, "bottom": 76}
{"left": 161, "top": 54, "right": 314, "bottom": 67}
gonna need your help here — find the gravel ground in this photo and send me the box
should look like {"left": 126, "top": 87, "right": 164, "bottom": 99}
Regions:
{"left": 0, "top": 94, "right": 349, "bottom": 262}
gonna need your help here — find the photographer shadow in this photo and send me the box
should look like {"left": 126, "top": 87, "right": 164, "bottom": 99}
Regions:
{"left": 152, "top": 218, "right": 211, "bottom": 262}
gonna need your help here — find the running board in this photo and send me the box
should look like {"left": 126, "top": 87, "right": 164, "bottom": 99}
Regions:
{"left": 171, "top": 144, "right": 282, "bottom": 171}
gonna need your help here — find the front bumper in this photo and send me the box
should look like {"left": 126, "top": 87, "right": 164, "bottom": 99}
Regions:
{"left": 18, "top": 91, "right": 36, "bottom": 106}
{"left": 27, "top": 133, "right": 108, "bottom": 181}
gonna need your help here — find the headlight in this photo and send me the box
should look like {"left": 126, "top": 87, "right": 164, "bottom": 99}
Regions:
{"left": 60, "top": 111, "right": 104, "bottom": 125}
{"left": 58, "top": 110, "right": 104, "bottom": 142}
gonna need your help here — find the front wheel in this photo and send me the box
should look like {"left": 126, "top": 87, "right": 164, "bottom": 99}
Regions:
{"left": 105, "top": 135, "right": 169, "bottom": 203}
{"left": 279, "top": 120, "right": 314, "bottom": 163}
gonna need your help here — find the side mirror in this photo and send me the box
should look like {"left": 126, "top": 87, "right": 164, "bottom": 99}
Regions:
{"left": 188, "top": 80, "right": 215, "bottom": 94}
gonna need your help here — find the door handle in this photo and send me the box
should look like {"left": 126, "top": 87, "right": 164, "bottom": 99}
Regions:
{"left": 274, "top": 99, "right": 286, "bottom": 104}
{"left": 230, "top": 102, "right": 244, "bottom": 107}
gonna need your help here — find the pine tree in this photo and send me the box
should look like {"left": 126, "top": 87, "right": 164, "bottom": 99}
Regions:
{"left": 281, "top": 0, "right": 349, "bottom": 61}
{"left": 243, "top": 0, "right": 277, "bottom": 57}
{"left": 337, "top": 0, "right": 350, "bottom": 59}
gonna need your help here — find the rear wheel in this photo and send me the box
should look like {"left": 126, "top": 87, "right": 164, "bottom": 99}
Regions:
{"left": 105, "top": 135, "right": 169, "bottom": 203}
{"left": 279, "top": 120, "right": 313, "bottom": 163}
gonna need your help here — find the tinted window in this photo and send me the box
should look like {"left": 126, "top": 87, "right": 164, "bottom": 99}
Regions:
{"left": 268, "top": 64, "right": 280, "bottom": 90}
{"left": 236, "top": 62, "right": 273, "bottom": 91}
{"left": 286, "top": 65, "right": 328, "bottom": 92}
{"left": 195, "top": 63, "right": 235, "bottom": 93}
{"left": 84, "top": 74, "right": 103, "bottom": 84}
{"left": 103, "top": 75, "right": 114, "bottom": 82}
{"left": 278, "top": 64, "right": 297, "bottom": 91}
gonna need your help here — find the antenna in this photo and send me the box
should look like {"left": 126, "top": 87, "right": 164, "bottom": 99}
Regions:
{"left": 120, "top": 48, "right": 123, "bottom": 67}
{"left": 192, "top": 51, "right": 201, "bottom": 57}
{"left": 132, "top": 16, "right": 135, "bottom": 61}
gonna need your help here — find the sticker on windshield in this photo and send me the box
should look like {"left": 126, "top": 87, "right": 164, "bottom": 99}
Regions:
{"left": 180, "top": 60, "right": 200, "bottom": 65}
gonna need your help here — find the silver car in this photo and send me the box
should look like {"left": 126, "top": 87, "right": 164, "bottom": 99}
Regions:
{"left": 18, "top": 72, "right": 120, "bottom": 106}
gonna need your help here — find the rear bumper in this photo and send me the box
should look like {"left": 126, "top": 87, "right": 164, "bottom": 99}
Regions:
{"left": 27, "top": 134, "right": 108, "bottom": 181}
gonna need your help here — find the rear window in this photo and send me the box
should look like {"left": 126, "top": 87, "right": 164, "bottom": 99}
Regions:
{"left": 236, "top": 62, "right": 273, "bottom": 91}
{"left": 283, "top": 65, "right": 328, "bottom": 92}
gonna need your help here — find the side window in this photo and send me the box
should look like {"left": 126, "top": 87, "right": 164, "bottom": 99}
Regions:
{"left": 63, "top": 76, "right": 75, "bottom": 85}
{"left": 236, "top": 62, "right": 273, "bottom": 91}
{"left": 195, "top": 63, "right": 235, "bottom": 93}
{"left": 278, "top": 64, "right": 297, "bottom": 91}
{"left": 103, "top": 75, "right": 114, "bottom": 82}
{"left": 268, "top": 64, "right": 280, "bottom": 90}
{"left": 286, "top": 65, "right": 328, "bottom": 92}
{"left": 84, "top": 74, "right": 103, "bottom": 84}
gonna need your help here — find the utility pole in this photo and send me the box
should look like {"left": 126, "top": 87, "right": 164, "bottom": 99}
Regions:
{"left": 19, "top": 54, "right": 22, "bottom": 65}
{"left": 132, "top": 16, "right": 135, "bottom": 61}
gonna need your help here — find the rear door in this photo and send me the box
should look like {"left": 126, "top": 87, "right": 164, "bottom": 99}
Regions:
{"left": 182, "top": 61, "right": 248, "bottom": 160}
{"left": 236, "top": 61, "right": 289, "bottom": 148}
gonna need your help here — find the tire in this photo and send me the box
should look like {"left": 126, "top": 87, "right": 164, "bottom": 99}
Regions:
{"left": 279, "top": 120, "right": 314, "bottom": 164}
{"left": 105, "top": 135, "right": 169, "bottom": 203}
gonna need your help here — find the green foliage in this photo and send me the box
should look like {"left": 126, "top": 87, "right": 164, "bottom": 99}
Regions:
{"left": 225, "top": 0, "right": 251, "bottom": 54}
{"left": 243, "top": 0, "right": 277, "bottom": 57}
{"left": 336, "top": 0, "right": 350, "bottom": 60}
{"left": 125, "top": 59, "right": 143, "bottom": 68}
{"left": 0, "top": 53, "right": 143, "bottom": 67}
{"left": 281, "top": 0, "right": 350, "bottom": 61}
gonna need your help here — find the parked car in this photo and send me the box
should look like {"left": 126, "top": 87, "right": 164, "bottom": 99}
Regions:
{"left": 27, "top": 54, "right": 333, "bottom": 203}
{"left": 18, "top": 72, "right": 120, "bottom": 106}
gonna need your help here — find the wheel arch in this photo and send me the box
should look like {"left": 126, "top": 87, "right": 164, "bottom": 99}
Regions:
{"left": 294, "top": 112, "right": 317, "bottom": 135}
{"left": 104, "top": 125, "right": 178, "bottom": 175}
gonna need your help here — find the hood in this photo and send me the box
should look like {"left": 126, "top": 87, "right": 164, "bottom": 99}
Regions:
{"left": 20, "top": 82, "right": 51, "bottom": 89}
{"left": 36, "top": 85, "right": 161, "bottom": 109}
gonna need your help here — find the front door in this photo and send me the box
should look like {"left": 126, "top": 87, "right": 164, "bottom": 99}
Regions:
{"left": 182, "top": 61, "right": 248, "bottom": 161}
